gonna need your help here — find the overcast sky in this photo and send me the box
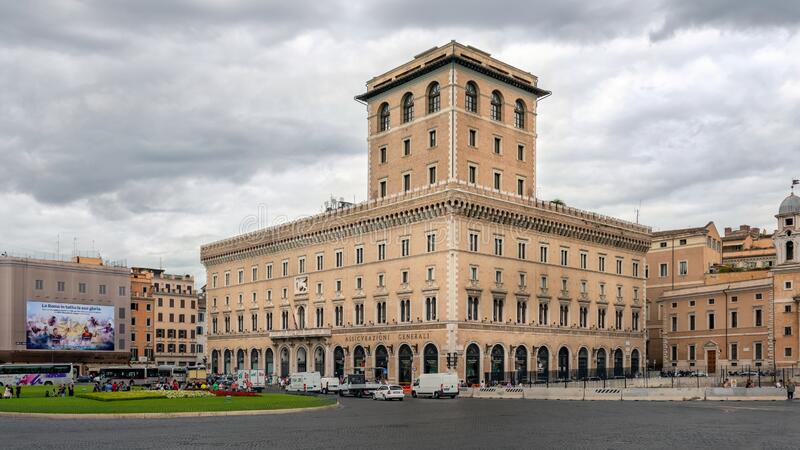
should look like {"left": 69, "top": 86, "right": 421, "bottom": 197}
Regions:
{"left": 2, "top": 1, "right": 799, "bottom": 283}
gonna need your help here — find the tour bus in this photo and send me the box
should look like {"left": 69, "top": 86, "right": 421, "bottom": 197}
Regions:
{"left": 158, "top": 365, "right": 188, "bottom": 384}
{"left": 0, "top": 363, "right": 76, "bottom": 386}
{"left": 98, "top": 366, "right": 159, "bottom": 386}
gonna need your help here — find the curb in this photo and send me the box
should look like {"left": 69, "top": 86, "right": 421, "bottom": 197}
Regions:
{"left": 0, "top": 400, "right": 339, "bottom": 420}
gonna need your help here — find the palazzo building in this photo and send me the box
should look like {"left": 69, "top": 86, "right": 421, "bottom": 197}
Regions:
{"left": 200, "top": 42, "right": 651, "bottom": 385}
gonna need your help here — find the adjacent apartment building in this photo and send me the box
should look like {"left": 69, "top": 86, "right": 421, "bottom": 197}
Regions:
{"left": 660, "top": 192, "right": 800, "bottom": 373}
{"left": 200, "top": 41, "right": 651, "bottom": 385}
{"left": 128, "top": 268, "right": 199, "bottom": 366}
{"left": 721, "top": 224, "right": 776, "bottom": 269}
{"left": 0, "top": 255, "right": 130, "bottom": 373}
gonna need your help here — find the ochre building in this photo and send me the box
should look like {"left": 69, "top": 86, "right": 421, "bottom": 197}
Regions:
{"left": 200, "top": 42, "right": 651, "bottom": 385}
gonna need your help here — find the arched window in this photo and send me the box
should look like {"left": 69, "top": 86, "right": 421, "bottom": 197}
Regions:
{"left": 465, "top": 344, "right": 480, "bottom": 385}
{"left": 427, "top": 82, "right": 440, "bottom": 113}
{"left": 280, "top": 347, "right": 289, "bottom": 377}
{"left": 465, "top": 82, "right": 478, "bottom": 113}
{"left": 265, "top": 348, "right": 274, "bottom": 377}
{"left": 490, "top": 344, "right": 505, "bottom": 384}
{"left": 614, "top": 349, "right": 624, "bottom": 377}
{"left": 250, "top": 348, "right": 259, "bottom": 370}
{"left": 297, "top": 347, "right": 307, "bottom": 372}
{"left": 596, "top": 348, "right": 607, "bottom": 379}
{"left": 402, "top": 93, "right": 414, "bottom": 123}
{"left": 297, "top": 306, "right": 305, "bottom": 329}
{"left": 334, "top": 346, "right": 345, "bottom": 378}
{"left": 378, "top": 102, "right": 390, "bottom": 132}
{"left": 398, "top": 344, "right": 413, "bottom": 384}
{"left": 557, "top": 347, "right": 570, "bottom": 380}
{"left": 223, "top": 349, "right": 232, "bottom": 374}
{"left": 236, "top": 349, "right": 245, "bottom": 372}
{"left": 578, "top": 348, "right": 589, "bottom": 380}
{"left": 211, "top": 350, "right": 219, "bottom": 374}
{"left": 630, "top": 349, "right": 640, "bottom": 377}
{"left": 514, "top": 99, "right": 526, "bottom": 129}
{"left": 354, "top": 346, "right": 366, "bottom": 375}
{"left": 536, "top": 347, "right": 549, "bottom": 383}
{"left": 424, "top": 343, "right": 438, "bottom": 373}
{"left": 314, "top": 347, "right": 325, "bottom": 376}
{"left": 490, "top": 90, "right": 503, "bottom": 121}
{"left": 788, "top": 241, "right": 795, "bottom": 261}
{"left": 514, "top": 346, "right": 528, "bottom": 384}
{"left": 375, "top": 345, "right": 388, "bottom": 380}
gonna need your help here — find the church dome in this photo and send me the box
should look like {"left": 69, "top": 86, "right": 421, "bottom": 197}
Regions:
{"left": 780, "top": 193, "right": 800, "bottom": 216}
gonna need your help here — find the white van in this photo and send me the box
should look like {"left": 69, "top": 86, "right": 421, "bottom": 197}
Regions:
{"left": 411, "top": 373, "right": 459, "bottom": 399}
{"left": 286, "top": 372, "right": 322, "bottom": 392}
{"left": 320, "top": 377, "right": 340, "bottom": 394}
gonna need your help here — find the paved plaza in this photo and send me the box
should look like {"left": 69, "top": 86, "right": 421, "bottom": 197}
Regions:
{"left": 3, "top": 396, "right": 800, "bottom": 449}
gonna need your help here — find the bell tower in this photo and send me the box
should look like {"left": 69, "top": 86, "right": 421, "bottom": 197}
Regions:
{"left": 774, "top": 191, "right": 800, "bottom": 265}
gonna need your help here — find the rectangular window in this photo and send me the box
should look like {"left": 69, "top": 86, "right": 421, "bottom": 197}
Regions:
{"left": 755, "top": 309, "right": 763, "bottom": 327}
{"left": 35, "top": 279, "right": 44, "bottom": 290}
{"left": 298, "top": 257, "right": 306, "bottom": 274}
{"left": 615, "top": 259, "right": 623, "bottom": 275}
{"left": 468, "top": 165, "right": 477, "bottom": 184}
{"left": 316, "top": 254, "right": 324, "bottom": 271}
{"left": 785, "top": 326, "right": 792, "bottom": 336}
{"left": 754, "top": 342, "right": 763, "bottom": 361}
{"left": 598, "top": 256, "right": 606, "bottom": 272}
{"left": 689, "top": 345, "right": 696, "bottom": 361}
{"left": 79, "top": 283, "right": 87, "bottom": 294}
{"left": 517, "top": 178, "right": 525, "bottom": 196}
{"left": 730, "top": 343, "right": 738, "bottom": 361}
{"left": 689, "top": 314, "right": 695, "bottom": 331}
{"left": 469, "top": 232, "right": 479, "bottom": 252}
{"left": 580, "top": 252, "right": 587, "bottom": 269}
{"left": 560, "top": 249, "right": 568, "bottom": 266}
{"left": 380, "top": 146, "right": 387, "bottom": 163}
{"left": 99, "top": 285, "right": 106, "bottom": 295}
{"left": 266, "top": 264, "right": 273, "bottom": 279}
{"left": 377, "top": 242, "right": 386, "bottom": 261}
{"left": 379, "top": 179, "right": 387, "bottom": 198}
{"left": 238, "top": 270, "right": 244, "bottom": 284}
{"left": 494, "top": 237, "right": 503, "bottom": 256}
{"left": 493, "top": 171, "right": 501, "bottom": 190}
{"left": 429, "top": 129, "right": 436, "bottom": 147}
{"left": 671, "top": 316, "right": 677, "bottom": 332}
{"left": 403, "top": 139, "right": 411, "bottom": 156}
{"left": 403, "top": 173, "right": 411, "bottom": 192}
{"left": 517, "top": 241, "right": 526, "bottom": 260}
{"left": 55, "top": 281, "right": 65, "bottom": 292}
{"left": 540, "top": 246, "right": 548, "bottom": 263}
{"left": 282, "top": 260, "right": 288, "bottom": 276}
{"left": 493, "top": 137, "right": 501, "bottom": 154}
{"left": 427, "top": 233, "right": 436, "bottom": 252}
{"left": 730, "top": 311, "right": 738, "bottom": 328}
{"left": 671, "top": 345, "right": 678, "bottom": 361}
{"left": 401, "top": 238, "right": 410, "bottom": 257}
{"left": 335, "top": 250, "right": 343, "bottom": 268}
{"left": 252, "top": 266, "right": 258, "bottom": 281}
{"left": 356, "top": 246, "right": 364, "bottom": 264}
{"left": 659, "top": 263, "right": 668, "bottom": 277}
{"left": 428, "top": 165, "right": 437, "bottom": 185}
{"left": 708, "top": 313, "right": 716, "bottom": 330}
{"left": 468, "top": 129, "right": 477, "bottom": 147}
{"left": 679, "top": 261, "right": 688, "bottom": 276}
{"left": 517, "top": 144, "right": 524, "bottom": 161}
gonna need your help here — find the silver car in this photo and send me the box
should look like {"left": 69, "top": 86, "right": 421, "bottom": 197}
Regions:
{"left": 372, "top": 384, "right": 405, "bottom": 401}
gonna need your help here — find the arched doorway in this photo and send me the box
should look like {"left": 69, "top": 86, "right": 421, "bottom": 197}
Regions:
{"left": 250, "top": 349, "right": 259, "bottom": 370}
{"left": 265, "top": 348, "right": 274, "bottom": 380}
{"left": 596, "top": 348, "right": 607, "bottom": 379}
{"left": 465, "top": 344, "right": 480, "bottom": 386}
{"left": 314, "top": 347, "right": 325, "bottom": 376}
{"left": 490, "top": 344, "right": 505, "bottom": 384}
{"left": 631, "top": 349, "right": 640, "bottom": 377}
{"left": 375, "top": 345, "right": 388, "bottom": 380}
{"left": 557, "top": 347, "right": 570, "bottom": 380}
{"left": 297, "top": 347, "right": 307, "bottom": 372}
{"left": 236, "top": 349, "right": 245, "bottom": 372}
{"left": 578, "top": 348, "right": 589, "bottom": 380}
{"left": 211, "top": 350, "right": 219, "bottom": 374}
{"left": 614, "top": 349, "right": 624, "bottom": 378}
{"left": 398, "top": 344, "right": 413, "bottom": 384}
{"left": 353, "top": 346, "right": 365, "bottom": 375}
{"left": 424, "top": 344, "right": 438, "bottom": 374}
{"left": 514, "top": 346, "right": 528, "bottom": 384}
{"left": 536, "top": 347, "right": 549, "bottom": 383}
{"left": 223, "top": 349, "right": 231, "bottom": 374}
{"left": 280, "top": 347, "right": 290, "bottom": 378}
{"left": 334, "top": 347, "right": 345, "bottom": 378}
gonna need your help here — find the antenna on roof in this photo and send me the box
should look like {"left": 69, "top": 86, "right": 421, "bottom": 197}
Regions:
{"left": 635, "top": 200, "right": 642, "bottom": 224}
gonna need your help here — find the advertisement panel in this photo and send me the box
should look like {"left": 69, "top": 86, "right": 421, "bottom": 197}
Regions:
{"left": 237, "top": 369, "right": 266, "bottom": 389}
{"left": 26, "top": 301, "right": 115, "bottom": 351}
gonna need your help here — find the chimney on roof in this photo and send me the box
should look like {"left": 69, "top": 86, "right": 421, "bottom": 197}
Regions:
{"left": 724, "top": 227, "right": 732, "bottom": 236}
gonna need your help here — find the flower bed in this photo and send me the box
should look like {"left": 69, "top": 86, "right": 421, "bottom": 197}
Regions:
{"left": 76, "top": 391, "right": 168, "bottom": 402}
{"left": 165, "top": 390, "right": 215, "bottom": 399}
{"left": 211, "top": 390, "right": 260, "bottom": 397}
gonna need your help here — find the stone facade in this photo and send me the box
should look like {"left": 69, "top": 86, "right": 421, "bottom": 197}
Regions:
{"left": 200, "top": 42, "right": 651, "bottom": 385}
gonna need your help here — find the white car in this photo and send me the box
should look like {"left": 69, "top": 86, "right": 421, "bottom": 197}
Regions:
{"left": 372, "top": 385, "right": 405, "bottom": 401}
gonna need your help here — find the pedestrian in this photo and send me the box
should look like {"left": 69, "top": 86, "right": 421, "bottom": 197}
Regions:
{"left": 730, "top": 378, "right": 737, "bottom": 388}
{"left": 4, "top": 386, "right": 13, "bottom": 399}
{"left": 15, "top": 384, "right": 21, "bottom": 399}
{"left": 787, "top": 380, "right": 795, "bottom": 400}
{"left": 745, "top": 379, "right": 753, "bottom": 388}
{"left": 68, "top": 384, "right": 74, "bottom": 397}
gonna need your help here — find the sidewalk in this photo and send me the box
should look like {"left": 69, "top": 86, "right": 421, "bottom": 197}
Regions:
{"left": 459, "top": 386, "right": 788, "bottom": 401}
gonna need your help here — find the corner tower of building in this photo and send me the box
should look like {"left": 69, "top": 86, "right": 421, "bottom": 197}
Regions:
{"left": 356, "top": 41, "right": 550, "bottom": 201}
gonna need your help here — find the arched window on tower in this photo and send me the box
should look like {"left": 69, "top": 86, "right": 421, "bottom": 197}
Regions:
{"left": 427, "top": 82, "right": 440, "bottom": 114}
{"left": 402, "top": 93, "right": 414, "bottom": 123}
{"left": 378, "top": 102, "right": 390, "bottom": 132}
{"left": 514, "top": 99, "right": 526, "bottom": 129}
{"left": 788, "top": 241, "right": 795, "bottom": 261}
{"left": 490, "top": 90, "right": 503, "bottom": 121}
{"left": 465, "top": 82, "right": 478, "bottom": 113}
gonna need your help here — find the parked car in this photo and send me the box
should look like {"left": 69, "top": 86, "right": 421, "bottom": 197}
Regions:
{"left": 411, "top": 373, "right": 459, "bottom": 399}
{"left": 76, "top": 375, "right": 93, "bottom": 383}
{"left": 372, "top": 385, "right": 405, "bottom": 401}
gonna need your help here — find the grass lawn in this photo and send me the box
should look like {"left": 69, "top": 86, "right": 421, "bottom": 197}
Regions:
{"left": 0, "top": 385, "right": 334, "bottom": 414}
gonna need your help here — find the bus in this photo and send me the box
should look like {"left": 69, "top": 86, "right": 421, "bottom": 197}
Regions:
{"left": 98, "top": 366, "right": 159, "bottom": 386}
{"left": 158, "top": 365, "right": 188, "bottom": 384}
{"left": 0, "top": 363, "right": 75, "bottom": 386}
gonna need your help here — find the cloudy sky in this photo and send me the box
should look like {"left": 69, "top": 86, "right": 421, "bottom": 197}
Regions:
{"left": 2, "top": 0, "right": 799, "bottom": 283}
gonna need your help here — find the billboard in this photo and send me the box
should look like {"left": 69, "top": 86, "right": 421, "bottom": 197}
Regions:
{"left": 26, "top": 301, "right": 115, "bottom": 351}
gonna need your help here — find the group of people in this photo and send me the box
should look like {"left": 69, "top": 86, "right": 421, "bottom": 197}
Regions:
{"left": 1, "top": 384, "right": 22, "bottom": 399}
{"left": 93, "top": 380, "right": 132, "bottom": 392}
{"left": 44, "top": 384, "right": 74, "bottom": 397}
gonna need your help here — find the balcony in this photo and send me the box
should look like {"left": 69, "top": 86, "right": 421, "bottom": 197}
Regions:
{"left": 269, "top": 328, "right": 332, "bottom": 339}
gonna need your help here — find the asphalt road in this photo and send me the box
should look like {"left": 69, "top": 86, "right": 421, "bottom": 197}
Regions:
{"left": 3, "top": 396, "right": 800, "bottom": 449}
